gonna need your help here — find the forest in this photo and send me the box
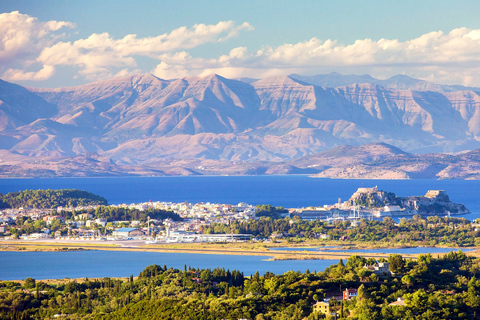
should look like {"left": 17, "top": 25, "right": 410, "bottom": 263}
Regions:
{"left": 204, "top": 215, "right": 480, "bottom": 247}
{"left": 57, "top": 206, "right": 183, "bottom": 223}
{"left": 0, "top": 189, "right": 108, "bottom": 209}
{"left": 1, "top": 251, "right": 480, "bottom": 319}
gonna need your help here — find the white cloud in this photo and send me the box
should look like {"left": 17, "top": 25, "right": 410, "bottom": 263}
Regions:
{"left": 0, "top": 12, "right": 252, "bottom": 82}
{"left": 0, "top": 11, "right": 74, "bottom": 62}
{"left": 3, "top": 11, "right": 480, "bottom": 87}
{"left": 0, "top": 11, "right": 74, "bottom": 81}
{"left": 37, "top": 21, "right": 253, "bottom": 80}
{"left": 150, "top": 27, "right": 480, "bottom": 86}
{"left": 3, "top": 65, "right": 55, "bottom": 81}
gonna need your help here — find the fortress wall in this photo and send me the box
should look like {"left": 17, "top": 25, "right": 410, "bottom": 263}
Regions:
{"left": 425, "top": 190, "right": 447, "bottom": 198}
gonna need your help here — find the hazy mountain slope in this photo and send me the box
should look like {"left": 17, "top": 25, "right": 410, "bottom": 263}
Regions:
{"left": 1, "top": 72, "right": 480, "bottom": 166}
{"left": 4, "top": 141, "right": 480, "bottom": 179}
{"left": 288, "top": 142, "right": 409, "bottom": 168}
{"left": 106, "top": 74, "right": 262, "bottom": 139}
{"left": 291, "top": 72, "right": 480, "bottom": 92}
{"left": 0, "top": 79, "right": 57, "bottom": 131}
{"left": 334, "top": 83, "right": 469, "bottom": 141}
{"left": 252, "top": 77, "right": 480, "bottom": 153}
{"left": 290, "top": 72, "right": 376, "bottom": 88}
{"left": 252, "top": 77, "right": 379, "bottom": 142}
{"left": 33, "top": 74, "right": 171, "bottom": 131}
{"left": 286, "top": 143, "right": 480, "bottom": 180}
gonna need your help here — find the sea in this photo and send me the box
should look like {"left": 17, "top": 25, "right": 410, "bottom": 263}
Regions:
{"left": 1, "top": 175, "right": 479, "bottom": 220}
{"left": 1, "top": 175, "right": 479, "bottom": 280}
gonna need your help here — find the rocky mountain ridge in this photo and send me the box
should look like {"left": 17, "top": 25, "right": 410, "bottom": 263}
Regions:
{"left": 2, "top": 72, "right": 480, "bottom": 177}
{"left": 2, "top": 142, "right": 480, "bottom": 179}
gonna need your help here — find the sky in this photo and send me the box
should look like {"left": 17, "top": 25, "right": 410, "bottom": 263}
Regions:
{"left": 1, "top": 0, "right": 480, "bottom": 88}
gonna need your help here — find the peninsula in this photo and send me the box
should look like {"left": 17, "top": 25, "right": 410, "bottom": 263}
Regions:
{"left": 296, "top": 187, "right": 470, "bottom": 220}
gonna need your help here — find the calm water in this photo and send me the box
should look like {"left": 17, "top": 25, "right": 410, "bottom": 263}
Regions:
{"left": 270, "top": 247, "right": 473, "bottom": 254}
{"left": 0, "top": 251, "right": 337, "bottom": 280}
{"left": 0, "top": 176, "right": 479, "bottom": 220}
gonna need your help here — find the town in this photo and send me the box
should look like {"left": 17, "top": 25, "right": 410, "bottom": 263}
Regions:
{"left": 0, "top": 200, "right": 258, "bottom": 243}
{"left": 0, "top": 187, "right": 473, "bottom": 244}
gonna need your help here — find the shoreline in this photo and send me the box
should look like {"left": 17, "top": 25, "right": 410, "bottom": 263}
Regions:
{"left": 2, "top": 239, "right": 479, "bottom": 261}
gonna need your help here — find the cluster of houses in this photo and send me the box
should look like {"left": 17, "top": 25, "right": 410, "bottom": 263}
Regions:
{"left": 313, "top": 262, "right": 398, "bottom": 318}
{"left": 110, "top": 201, "right": 257, "bottom": 222}
{"left": 0, "top": 201, "right": 257, "bottom": 242}
{"left": 313, "top": 288, "right": 359, "bottom": 318}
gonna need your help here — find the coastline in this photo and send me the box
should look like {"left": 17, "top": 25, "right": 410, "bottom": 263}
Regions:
{"left": 2, "top": 239, "right": 479, "bottom": 261}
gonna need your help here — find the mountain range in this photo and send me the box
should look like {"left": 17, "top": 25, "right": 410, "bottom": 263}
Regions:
{"left": 2, "top": 72, "right": 480, "bottom": 178}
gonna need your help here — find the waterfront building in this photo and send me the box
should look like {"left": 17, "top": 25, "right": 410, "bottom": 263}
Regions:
{"left": 164, "top": 231, "right": 252, "bottom": 243}
{"left": 112, "top": 228, "right": 145, "bottom": 238}
{"left": 20, "top": 233, "right": 51, "bottom": 240}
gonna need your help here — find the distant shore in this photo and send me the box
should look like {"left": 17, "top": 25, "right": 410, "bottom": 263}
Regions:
{"left": 2, "top": 239, "right": 479, "bottom": 261}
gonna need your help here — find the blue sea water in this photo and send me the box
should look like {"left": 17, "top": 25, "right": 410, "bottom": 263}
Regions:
{"left": 1, "top": 176, "right": 479, "bottom": 220}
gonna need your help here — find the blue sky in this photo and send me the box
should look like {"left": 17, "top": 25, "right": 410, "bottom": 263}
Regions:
{"left": 2, "top": 0, "right": 480, "bottom": 87}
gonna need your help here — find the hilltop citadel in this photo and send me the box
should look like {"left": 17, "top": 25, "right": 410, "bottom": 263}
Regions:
{"left": 295, "top": 187, "right": 469, "bottom": 220}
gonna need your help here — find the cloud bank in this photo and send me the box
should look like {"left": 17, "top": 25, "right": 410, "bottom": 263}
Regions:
{"left": 0, "top": 11, "right": 75, "bottom": 80}
{"left": 152, "top": 28, "right": 480, "bottom": 86}
{"left": 2, "top": 11, "right": 480, "bottom": 86}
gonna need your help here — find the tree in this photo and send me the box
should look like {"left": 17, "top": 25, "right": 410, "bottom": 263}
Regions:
{"left": 401, "top": 275, "right": 414, "bottom": 288}
{"left": 24, "top": 277, "right": 35, "bottom": 289}
{"left": 357, "top": 268, "right": 369, "bottom": 281}
{"left": 346, "top": 255, "right": 366, "bottom": 270}
{"left": 200, "top": 269, "right": 212, "bottom": 282}
{"left": 357, "top": 284, "right": 367, "bottom": 301}
{"left": 369, "top": 273, "right": 379, "bottom": 282}
{"left": 467, "top": 276, "right": 480, "bottom": 309}
{"left": 355, "top": 299, "right": 381, "bottom": 320}
{"left": 264, "top": 277, "right": 279, "bottom": 295}
{"left": 388, "top": 254, "right": 404, "bottom": 273}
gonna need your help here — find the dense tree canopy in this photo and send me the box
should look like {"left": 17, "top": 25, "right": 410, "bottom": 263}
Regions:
{"left": 0, "top": 189, "right": 108, "bottom": 209}
{"left": 57, "top": 206, "right": 182, "bottom": 222}
{"left": 255, "top": 205, "right": 288, "bottom": 219}
{"left": 1, "top": 251, "right": 480, "bottom": 319}
{"left": 205, "top": 215, "right": 479, "bottom": 247}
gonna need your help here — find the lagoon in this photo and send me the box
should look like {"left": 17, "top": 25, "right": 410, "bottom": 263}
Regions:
{"left": 270, "top": 246, "right": 473, "bottom": 254}
{"left": 0, "top": 250, "right": 338, "bottom": 281}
